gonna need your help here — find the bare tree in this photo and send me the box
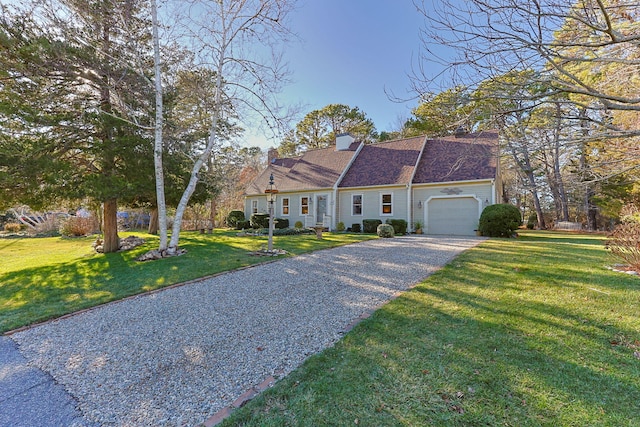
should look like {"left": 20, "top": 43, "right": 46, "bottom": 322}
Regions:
{"left": 153, "top": 0, "right": 296, "bottom": 255}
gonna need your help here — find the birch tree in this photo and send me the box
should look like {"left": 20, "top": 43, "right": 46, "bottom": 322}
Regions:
{"left": 153, "top": 0, "right": 296, "bottom": 255}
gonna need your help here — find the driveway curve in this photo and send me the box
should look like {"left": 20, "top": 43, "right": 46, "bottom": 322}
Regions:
{"left": 9, "top": 235, "right": 483, "bottom": 426}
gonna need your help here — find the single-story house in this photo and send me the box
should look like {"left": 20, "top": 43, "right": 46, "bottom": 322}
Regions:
{"left": 244, "top": 130, "right": 501, "bottom": 236}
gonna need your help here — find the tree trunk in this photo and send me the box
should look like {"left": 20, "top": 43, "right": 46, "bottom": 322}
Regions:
{"left": 209, "top": 198, "right": 216, "bottom": 229}
{"left": 102, "top": 198, "right": 120, "bottom": 253}
{"left": 151, "top": 0, "right": 168, "bottom": 251}
{"left": 148, "top": 207, "right": 159, "bottom": 234}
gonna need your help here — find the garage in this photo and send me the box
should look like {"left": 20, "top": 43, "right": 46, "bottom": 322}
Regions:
{"left": 426, "top": 196, "right": 481, "bottom": 236}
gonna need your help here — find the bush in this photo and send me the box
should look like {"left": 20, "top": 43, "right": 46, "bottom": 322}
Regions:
{"left": 605, "top": 221, "right": 640, "bottom": 271}
{"left": 386, "top": 219, "right": 407, "bottom": 235}
{"left": 351, "top": 223, "right": 361, "bottom": 233}
{"left": 250, "top": 213, "right": 270, "bottom": 229}
{"left": 294, "top": 220, "right": 304, "bottom": 229}
{"left": 237, "top": 220, "right": 251, "bottom": 230}
{"left": 377, "top": 223, "right": 395, "bottom": 238}
{"left": 363, "top": 219, "right": 382, "bottom": 233}
{"left": 60, "top": 216, "right": 98, "bottom": 237}
{"left": 336, "top": 221, "right": 346, "bottom": 232}
{"left": 227, "top": 210, "right": 245, "bottom": 228}
{"left": 275, "top": 218, "right": 289, "bottom": 229}
{"left": 478, "top": 204, "right": 522, "bottom": 237}
{"left": 527, "top": 213, "right": 537, "bottom": 230}
{"left": 4, "top": 223, "right": 22, "bottom": 233}
{"left": 273, "top": 227, "right": 315, "bottom": 236}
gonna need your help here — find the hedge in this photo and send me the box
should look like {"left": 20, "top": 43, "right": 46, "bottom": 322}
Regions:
{"left": 227, "top": 210, "right": 245, "bottom": 228}
{"left": 386, "top": 219, "right": 407, "bottom": 235}
{"left": 478, "top": 204, "right": 522, "bottom": 237}
{"left": 250, "top": 213, "right": 270, "bottom": 229}
{"left": 363, "top": 219, "right": 382, "bottom": 233}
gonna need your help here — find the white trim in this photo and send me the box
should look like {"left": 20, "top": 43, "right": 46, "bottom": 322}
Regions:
{"left": 380, "top": 192, "right": 393, "bottom": 216}
{"left": 314, "top": 193, "right": 329, "bottom": 225}
{"left": 251, "top": 200, "right": 258, "bottom": 214}
{"left": 300, "top": 196, "right": 310, "bottom": 216}
{"left": 408, "top": 136, "right": 428, "bottom": 230}
{"left": 333, "top": 142, "right": 365, "bottom": 231}
{"left": 280, "top": 197, "right": 290, "bottom": 216}
{"left": 352, "top": 193, "right": 363, "bottom": 216}
{"left": 423, "top": 194, "right": 482, "bottom": 234}
{"left": 414, "top": 178, "right": 493, "bottom": 188}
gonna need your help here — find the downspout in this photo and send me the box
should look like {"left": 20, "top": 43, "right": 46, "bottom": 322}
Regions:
{"left": 333, "top": 142, "right": 365, "bottom": 230}
{"left": 407, "top": 136, "right": 429, "bottom": 231}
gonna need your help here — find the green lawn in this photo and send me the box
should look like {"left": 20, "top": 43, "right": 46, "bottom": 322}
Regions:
{"left": 0, "top": 230, "right": 375, "bottom": 333}
{"left": 222, "top": 231, "right": 640, "bottom": 427}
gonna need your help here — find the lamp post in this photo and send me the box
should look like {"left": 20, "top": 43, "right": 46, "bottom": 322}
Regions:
{"left": 265, "top": 173, "right": 278, "bottom": 252}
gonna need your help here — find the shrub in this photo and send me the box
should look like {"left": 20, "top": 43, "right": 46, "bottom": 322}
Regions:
{"left": 377, "top": 223, "right": 395, "bottom": 238}
{"left": 527, "top": 213, "right": 537, "bottom": 230}
{"left": 275, "top": 218, "right": 289, "bottom": 229}
{"left": 273, "top": 227, "right": 315, "bottom": 236}
{"left": 4, "top": 223, "right": 22, "bottom": 233}
{"left": 294, "top": 220, "right": 304, "bottom": 229}
{"left": 250, "top": 213, "right": 270, "bottom": 229}
{"left": 363, "top": 219, "right": 382, "bottom": 233}
{"left": 351, "top": 223, "right": 361, "bottom": 233}
{"left": 605, "top": 221, "right": 640, "bottom": 271}
{"left": 227, "top": 210, "right": 245, "bottom": 228}
{"left": 237, "top": 220, "right": 251, "bottom": 230}
{"left": 386, "top": 219, "right": 407, "bottom": 235}
{"left": 336, "top": 221, "right": 346, "bottom": 232}
{"left": 478, "top": 204, "right": 522, "bottom": 237}
{"left": 60, "top": 216, "right": 98, "bottom": 237}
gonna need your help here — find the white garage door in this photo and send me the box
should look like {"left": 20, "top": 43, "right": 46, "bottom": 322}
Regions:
{"left": 426, "top": 197, "right": 480, "bottom": 236}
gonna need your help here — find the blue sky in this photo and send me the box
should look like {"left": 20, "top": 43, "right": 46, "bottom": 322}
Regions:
{"left": 247, "top": 0, "right": 431, "bottom": 148}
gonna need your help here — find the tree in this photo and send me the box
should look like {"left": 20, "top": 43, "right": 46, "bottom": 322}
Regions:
{"left": 414, "top": 0, "right": 640, "bottom": 226}
{"left": 0, "top": 1, "right": 155, "bottom": 251}
{"left": 403, "top": 86, "right": 473, "bottom": 137}
{"left": 278, "top": 103, "right": 377, "bottom": 155}
{"left": 415, "top": 0, "right": 640, "bottom": 118}
{"left": 151, "top": 0, "right": 296, "bottom": 255}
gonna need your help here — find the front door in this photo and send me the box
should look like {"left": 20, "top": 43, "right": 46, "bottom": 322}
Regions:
{"left": 316, "top": 195, "right": 327, "bottom": 224}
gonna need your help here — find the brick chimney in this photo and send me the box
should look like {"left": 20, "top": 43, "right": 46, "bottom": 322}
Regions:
{"left": 267, "top": 147, "right": 279, "bottom": 164}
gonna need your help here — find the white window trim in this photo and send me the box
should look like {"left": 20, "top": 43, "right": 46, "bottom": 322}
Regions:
{"left": 380, "top": 192, "right": 393, "bottom": 216}
{"left": 300, "top": 196, "right": 310, "bottom": 216}
{"left": 352, "top": 194, "right": 363, "bottom": 216}
{"left": 281, "top": 197, "right": 290, "bottom": 216}
{"left": 251, "top": 200, "right": 258, "bottom": 214}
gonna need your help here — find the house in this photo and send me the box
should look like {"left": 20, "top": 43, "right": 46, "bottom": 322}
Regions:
{"left": 244, "top": 130, "right": 501, "bottom": 236}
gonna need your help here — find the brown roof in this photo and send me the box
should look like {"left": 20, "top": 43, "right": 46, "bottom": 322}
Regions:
{"left": 413, "top": 131, "right": 498, "bottom": 184}
{"left": 338, "top": 136, "right": 426, "bottom": 188}
{"left": 245, "top": 142, "right": 361, "bottom": 195}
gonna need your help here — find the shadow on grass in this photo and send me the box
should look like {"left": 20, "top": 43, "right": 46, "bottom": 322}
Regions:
{"left": 223, "top": 233, "right": 640, "bottom": 426}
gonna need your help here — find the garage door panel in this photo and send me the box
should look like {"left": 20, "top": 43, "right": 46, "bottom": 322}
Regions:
{"left": 427, "top": 197, "right": 479, "bottom": 236}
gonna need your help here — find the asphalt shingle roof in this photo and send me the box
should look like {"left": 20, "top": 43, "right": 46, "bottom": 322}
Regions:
{"left": 338, "top": 136, "right": 426, "bottom": 188}
{"left": 245, "top": 131, "right": 498, "bottom": 195}
{"left": 244, "top": 142, "right": 361, "bottom": 195}
{"left": 413, "top": 131, "right": 498, "bottom": 184}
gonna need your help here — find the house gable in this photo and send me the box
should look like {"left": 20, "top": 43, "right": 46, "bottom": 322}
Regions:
{"left": 244, "top": 141, "right": 361, "bottom": 196}
{"left": 413, "top": 131, "right": 498, "bottom": 184}
{"left": 338, "top": 136, "right": 426, "bottom": 188}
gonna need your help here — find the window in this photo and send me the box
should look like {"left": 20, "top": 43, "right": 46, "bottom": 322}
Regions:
{"left": 381, "top": 193, "right": 392, "bottom": 215}
{"left": 301, "top": 197, "right": 309, "bottom": 215}
{"left": 251, "top": 200, "right": 258, "bottom": 214}
{"left": 352, "top": 194, "right": 362, "bottom": 215}
{"left": 281, "top": 197, "right": 289, "bottom": 215}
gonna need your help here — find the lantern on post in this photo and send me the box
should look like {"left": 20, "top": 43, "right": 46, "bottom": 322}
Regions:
{"left": 264, "top": 173, "right": 278, "bottom": 251}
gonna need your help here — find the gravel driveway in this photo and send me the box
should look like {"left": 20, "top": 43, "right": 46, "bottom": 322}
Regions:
{"left": 10, "top": 235, "right": 482, "bottom": 426}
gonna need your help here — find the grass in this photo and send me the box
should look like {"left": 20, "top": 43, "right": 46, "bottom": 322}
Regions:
{"left": 221, "top": 231, "right": 640, "bottom": 427}
{"left": 0, "top": 229, "right": 375, "bottom": 333}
